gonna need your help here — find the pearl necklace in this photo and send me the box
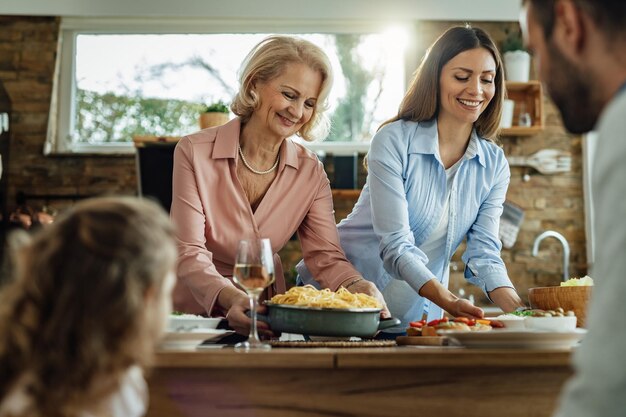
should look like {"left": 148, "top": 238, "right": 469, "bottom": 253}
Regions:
{"left": 238, "top": 145, "right": 280, "bottom": 175}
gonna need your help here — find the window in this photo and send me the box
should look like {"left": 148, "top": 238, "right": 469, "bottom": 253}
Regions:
{"left": 53, "top": 18, "right": 409, "bottom": 154}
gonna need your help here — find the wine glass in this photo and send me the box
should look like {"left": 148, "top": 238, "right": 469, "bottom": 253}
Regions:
{"left": 232, "top": 238, "right": 275, "bottom": 351}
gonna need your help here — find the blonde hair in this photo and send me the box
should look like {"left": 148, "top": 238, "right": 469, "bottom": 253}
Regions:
{"left": 0, "top": 196, "right": 177, "bottom": 417}
{"left": 381, "top": 25, "right": 505, "bottom": 142}
{"left": 231, "top": 35, "right": 334, "bottom": 141}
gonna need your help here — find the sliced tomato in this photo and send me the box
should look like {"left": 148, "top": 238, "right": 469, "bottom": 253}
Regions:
{"left": 454, "top": 317, "right": 470, "bottom": 324}
{"left": 427, "top": 317, "right": 449, "bottom": 326}
{"left": 489, "top": 320, "right": 505, "bottom": 328}
{"left": 409, "top": 321, "right": 424, "bottom": 328}
{"left": 467, "top": 319, "right": 476, "bottom": 326}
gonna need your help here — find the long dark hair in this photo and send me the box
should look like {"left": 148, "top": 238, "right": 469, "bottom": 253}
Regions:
{"left": 381, "top": 25, "right": 505, "bottom": 142}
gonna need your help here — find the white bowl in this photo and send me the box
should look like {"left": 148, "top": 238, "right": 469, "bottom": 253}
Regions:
{"left": 524, "top": 316, "right": 577, "bottom": 332}
{"left": 494, "top": 315, "right": 526, "bottom": 330}
{"left": 168, "top": 314, "right": 221, "bottom": 332}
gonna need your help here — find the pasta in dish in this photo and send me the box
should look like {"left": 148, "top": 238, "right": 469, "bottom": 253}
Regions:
{"left": 270, "top": 285, "right": 382, "bottom": 309}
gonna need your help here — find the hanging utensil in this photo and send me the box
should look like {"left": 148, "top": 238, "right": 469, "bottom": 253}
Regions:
{"left": 0, "top": 112, "right": 8, "bottom": 134}
{"left": 507, "top": 149, "right": 572, "bottom": 175}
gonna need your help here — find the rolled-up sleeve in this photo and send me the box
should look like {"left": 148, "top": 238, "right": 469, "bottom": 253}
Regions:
{"left": 171, "top": 137, "right": 235, "bottom": 314}
{"left": 298, "top": 161, "right": 362, "bottom": 290}
{"left": 367, "top": 126, "right": 434, "bottom": 293}
{"left": 462, "top": 151, "right": 514, "bottom": 296}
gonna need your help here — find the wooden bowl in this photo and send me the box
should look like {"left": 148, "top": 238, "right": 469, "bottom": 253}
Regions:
{"left": 528, "top": 286, "right": 592, "bottom": 327}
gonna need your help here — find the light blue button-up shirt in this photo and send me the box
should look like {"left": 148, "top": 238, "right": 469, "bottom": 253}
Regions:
{"left": 297, "top": 118, "right": 514, "bottom": 328}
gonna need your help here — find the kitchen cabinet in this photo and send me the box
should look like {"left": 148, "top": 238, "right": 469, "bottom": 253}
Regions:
{"left": 501, "top": 80, "right": 544, "bottom": 136}
{"left": 0, "top": 83, "right": 11, "bottom": 277}
{"left": 147, "top": 347, "right": 572, "bottom": 417}
{"left": 331, "top": 189, "right": 361, "bottom": 199}
{"left": 133, "top": 136, "right": 180, "bottom": 212}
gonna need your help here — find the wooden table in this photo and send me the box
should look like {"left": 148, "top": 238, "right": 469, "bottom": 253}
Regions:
{"left": 147, "top": 346, "right": 573, "bottom": 417}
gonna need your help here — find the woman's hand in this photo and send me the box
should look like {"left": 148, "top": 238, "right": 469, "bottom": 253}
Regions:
{"left": 218, "top": 286, "right": 274, "bottom": 337}
{"left": 488, "top": 286, "right": 526, "bottom": 313}
{"left": 345, "top": 278, "right": 391, "bottom": 318}
{"left": 447, "top": 298, "right": 484, "bottom": 319}
{"left": 418, "top": 278, "right": 483, "bottom": 319}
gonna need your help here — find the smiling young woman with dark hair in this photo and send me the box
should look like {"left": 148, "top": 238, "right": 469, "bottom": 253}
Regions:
{"left": 297, "top": 25, "right": 525, "bottom": 337}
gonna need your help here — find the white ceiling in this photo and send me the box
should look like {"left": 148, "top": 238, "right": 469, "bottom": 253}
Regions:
{"left": 0, "top": 0, "right": 521, "bottom": 21}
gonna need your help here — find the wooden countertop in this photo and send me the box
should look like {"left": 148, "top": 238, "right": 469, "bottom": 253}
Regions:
{"left": 149, "top": 347, "right": 575, "bottom": 417}
{"left": 155, "top": 346, "right": 573, "bottom": 369}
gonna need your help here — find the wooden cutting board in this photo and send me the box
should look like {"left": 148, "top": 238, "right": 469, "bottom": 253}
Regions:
{"left": 396, "top": 336, "right": 449, "bottom": 346}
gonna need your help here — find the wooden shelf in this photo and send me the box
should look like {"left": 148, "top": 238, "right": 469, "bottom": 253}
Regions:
{"left": 332, "top": 189, "right": 361, "bottom": 199}
{"left": 500, "top": 126, "right": 544, "bottom": 136}
{"left": 501, "top": 80, "right": 544, "bottom": 137}
{"left": 132, "top": 135, "right": 181, "bottom": 148}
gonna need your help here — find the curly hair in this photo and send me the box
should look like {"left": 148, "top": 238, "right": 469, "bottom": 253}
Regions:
{"left": 0, "top": 196, "right": 177, "bottom": 417}
{"left": 230, "top": 35, "right": 334, "bottom": 141}
{"left": 380, "top": 25, "right": 505, "bottom": 143}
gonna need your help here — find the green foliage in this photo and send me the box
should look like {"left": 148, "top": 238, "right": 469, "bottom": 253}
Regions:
{"left": 502, "top": 27, "right": 526, "bottom": 53}
{"left": 74, "top": 35, "right": 382, "bottom": 144}
{"left": 328, "top": 34, "right": 383, "bottom": 142}
{"left": 75, "top": 89, "right": 203, "bottom": 143}
{"left": 203, "top": 100, "right": 230, "bottom": 113}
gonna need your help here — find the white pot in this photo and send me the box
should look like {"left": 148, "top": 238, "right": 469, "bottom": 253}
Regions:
{"left": 504, "top": 50, "right": 531, "bottom": 82}
{"left": 500, "top": 99, "right": 515, "bottom": 128}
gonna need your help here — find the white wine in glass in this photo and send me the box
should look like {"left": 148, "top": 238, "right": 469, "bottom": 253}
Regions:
{"left": 233, "top": 264, "right": 274, "bottom": 295}
{"left": 232, "top": 238, "right": 275, "bottom": 351}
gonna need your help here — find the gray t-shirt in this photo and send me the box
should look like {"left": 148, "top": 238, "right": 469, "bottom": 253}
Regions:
{"left": 553, "top": 86, "right": 626, "bottom": 417}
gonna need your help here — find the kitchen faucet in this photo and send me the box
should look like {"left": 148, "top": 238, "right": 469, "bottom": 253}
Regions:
{"left": 532, "top": 230, "right": 570, "bottom": 282}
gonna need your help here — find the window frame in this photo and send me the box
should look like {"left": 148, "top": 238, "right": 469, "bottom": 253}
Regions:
{"left": 53, "top": 17, "right": 412, "bottom": 155}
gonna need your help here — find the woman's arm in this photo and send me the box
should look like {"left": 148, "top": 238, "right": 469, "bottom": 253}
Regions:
{"left": 419, "top": 279, "right": 485, "bottom": 318}
{"left": 366, "top": 124, "right": 435, "bottom": 293}
{"left": 462, "top": 150, "right": 525, "bottom": 312}
{"left": 298, "top": 161, "right": 390, "bottom": 317}
{"left": 488, "top": 287, "right": 524, "bottom": 313}
{"left": 171, "top": 137, "right": 242, "bottom": 314}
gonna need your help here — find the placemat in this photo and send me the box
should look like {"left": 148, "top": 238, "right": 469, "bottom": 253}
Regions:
{"left": 269, "top": 339, "right": 396, "bottom": 348}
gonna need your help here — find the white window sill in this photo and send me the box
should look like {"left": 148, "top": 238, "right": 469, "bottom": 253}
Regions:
{"left": 300, "top": 141, "right": 370, "bottom": 156}
{"left": 48, "top": 143, "right": 136, "bottom": 156}
{"left": 50, "top": 141, "right": 371, "bottom": 156}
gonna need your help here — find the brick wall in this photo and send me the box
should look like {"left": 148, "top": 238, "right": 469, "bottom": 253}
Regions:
{"left": 0, "top": 16, "right": 137, "bottom": 216}
{"left": 0, "top": 17, "right": 587, "bottom": 304}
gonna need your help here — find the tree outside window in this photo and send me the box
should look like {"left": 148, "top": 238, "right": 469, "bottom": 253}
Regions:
{"left": 72, "top": 32, "right": 405, "bottom": 146}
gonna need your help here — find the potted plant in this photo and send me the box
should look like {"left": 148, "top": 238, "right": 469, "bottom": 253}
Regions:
{"left": 501, "top": 27, "right": 531, "bottom": 82}
{"left": 199, "top": 100, "right": 230, "bottom": 129}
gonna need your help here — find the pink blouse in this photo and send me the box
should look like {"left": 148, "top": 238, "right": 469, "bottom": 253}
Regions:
{"left": 171, "top": 118, "right": 361, "bottom": 315}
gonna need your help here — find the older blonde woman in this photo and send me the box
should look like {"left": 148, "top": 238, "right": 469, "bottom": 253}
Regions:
{"left": 171, "top": 35, "right": 389, "bottom": 336}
